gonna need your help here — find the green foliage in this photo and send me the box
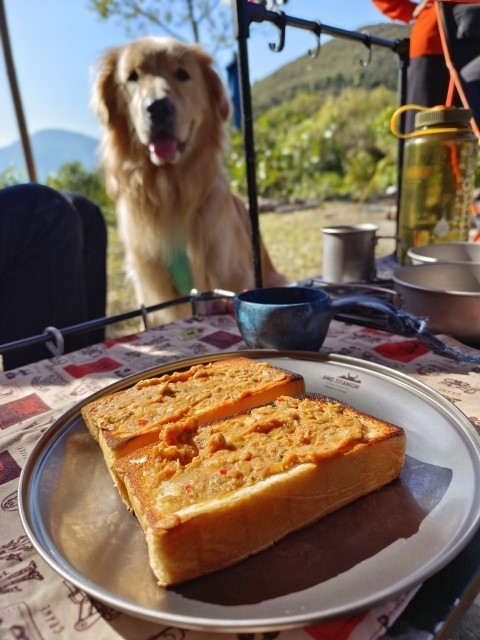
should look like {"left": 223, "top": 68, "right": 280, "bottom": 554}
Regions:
{"left": 46, "top": 162, "right": 116, "bottom": 226}
{"left": 87, "top": 0, "right": 233, "bottom": 52}
{"left": 226, "top": 86, "right": 398, "bottom": 202}
{"left": 0, "top": 165, "right": 28, "bottom": 188}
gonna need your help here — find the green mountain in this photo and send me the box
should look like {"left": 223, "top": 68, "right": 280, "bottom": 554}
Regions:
{"left": 251, "top": 23, "right": 410, "bottom": 115}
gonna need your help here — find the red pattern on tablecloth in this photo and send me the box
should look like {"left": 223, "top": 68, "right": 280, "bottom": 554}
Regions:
{"left": 373, "top": 339, "right": 429, "bottom": 363}
{"left": 0, "top": 450, "right": 22, "bottom": 484}
{"left": 102, "top": 334, "right": 139, "bottom": 348}
{"left": 200, "top": 330, "right": 243, "bottom": 349}
{"left": 63, "top": 357, "right": 123, "bottom": 378}
{"left": 0, "top": 393, "right": 50, "bottom": 429}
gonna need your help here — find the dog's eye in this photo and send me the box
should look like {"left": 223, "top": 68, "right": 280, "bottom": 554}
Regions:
{"left": 175, "top": 68, "right": 190, "bottom": 82}
{"left": 127, "top": 69, "right": 139, "bottom": 83}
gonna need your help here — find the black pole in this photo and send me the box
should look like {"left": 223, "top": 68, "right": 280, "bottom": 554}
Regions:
{"left": 247, "top": 2, "right": 404, "bottom": 52}
{"left": 233, "top": 0, "right": 263, "bottom": 288}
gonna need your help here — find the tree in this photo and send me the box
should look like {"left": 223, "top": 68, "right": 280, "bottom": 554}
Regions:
{"left": 88, "top": 0, "right": 234, "bottom": 53}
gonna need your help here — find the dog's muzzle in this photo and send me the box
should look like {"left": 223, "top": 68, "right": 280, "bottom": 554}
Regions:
{"left": 146, "top": 97, "right": 179, "bottom": 164}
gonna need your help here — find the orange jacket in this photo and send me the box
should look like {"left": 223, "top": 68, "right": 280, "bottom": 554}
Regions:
{"left": 371, "top": 0, "right": 443, "bottom": 57}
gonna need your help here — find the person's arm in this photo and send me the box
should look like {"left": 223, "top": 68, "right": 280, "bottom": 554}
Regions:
{"left": 371, "top": 0, "right": 417, "bottom": 23}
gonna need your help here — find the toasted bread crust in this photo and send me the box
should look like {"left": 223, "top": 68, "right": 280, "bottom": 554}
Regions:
{"left": 115, "top": 393, "right": 406, "bottom": 586}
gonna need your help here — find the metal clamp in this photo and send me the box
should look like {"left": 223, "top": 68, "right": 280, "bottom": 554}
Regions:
{"left": 140, "top": 304, "right": 150, "bottom": 331}
{"left": 44, "top": 326, "right": 65, "bottom": 357}
{"left": 190, "top": 289, "right": 235, "bottom": 317}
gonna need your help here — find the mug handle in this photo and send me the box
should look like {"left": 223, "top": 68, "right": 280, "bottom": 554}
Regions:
{"left": 330, "top": 295, "right": 409, "bottom": 335}
{"left": 330, "top": 295, "right": 480, "bottom": 364}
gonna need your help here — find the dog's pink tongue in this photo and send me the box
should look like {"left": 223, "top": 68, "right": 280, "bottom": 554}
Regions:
{"left": 149, "top": 136, "right": 178, "bottom": 162}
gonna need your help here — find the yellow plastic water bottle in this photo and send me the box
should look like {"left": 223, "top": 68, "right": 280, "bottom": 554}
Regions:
{"left": 391, "top": 106, "right": 478, "bottom": 264}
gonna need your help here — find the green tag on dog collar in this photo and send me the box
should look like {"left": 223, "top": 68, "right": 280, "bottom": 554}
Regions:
{"left": 169, "top": 249, "right": 193, "bottom": 296}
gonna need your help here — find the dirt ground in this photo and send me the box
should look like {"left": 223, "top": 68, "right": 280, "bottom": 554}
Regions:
{"left": 259, "top": 199, "right": 397, "bottom": 283}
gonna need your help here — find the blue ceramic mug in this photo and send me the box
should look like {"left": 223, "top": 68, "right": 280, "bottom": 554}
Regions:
{"left": 234, "top": 286, "right": 402, "bottom": 351}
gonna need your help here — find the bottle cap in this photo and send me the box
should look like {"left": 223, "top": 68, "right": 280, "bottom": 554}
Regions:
{"left": 415, "top": 107, "right": 472, "bottom": 129}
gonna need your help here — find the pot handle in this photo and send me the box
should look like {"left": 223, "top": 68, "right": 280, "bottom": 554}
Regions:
{"left": 330, "top": 296, "right": 480, "bottom": 364}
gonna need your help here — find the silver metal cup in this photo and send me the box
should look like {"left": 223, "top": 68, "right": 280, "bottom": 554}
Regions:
{"left": 322, "top": 223, "right": 378, "bottom": 283}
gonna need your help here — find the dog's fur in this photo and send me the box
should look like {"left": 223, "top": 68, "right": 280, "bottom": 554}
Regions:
{"left": 91, "top": 36, "right": 285, "bottom": 323}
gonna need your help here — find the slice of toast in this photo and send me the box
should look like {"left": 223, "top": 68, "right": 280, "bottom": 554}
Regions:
{"left": 115, "top": 393, "right": 406, "bottom": 586}
{"left": 81, "top": 358, "right": 305, "bottom": 493}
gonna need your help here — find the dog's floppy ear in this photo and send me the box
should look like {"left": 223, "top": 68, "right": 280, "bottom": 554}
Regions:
{"left": 193, "top": 46, "right": 231, "bottom": 122}
{"left": 91, "top": 47, "right": 122, "bottom": 126}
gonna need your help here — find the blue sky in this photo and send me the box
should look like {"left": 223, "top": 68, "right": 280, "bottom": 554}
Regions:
{"left": 0, "top": 1, "right": 390, "bottom": 147}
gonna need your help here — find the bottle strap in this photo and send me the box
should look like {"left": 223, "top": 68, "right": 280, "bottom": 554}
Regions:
{"left": 390, "top": 104, "right": 463, "bottom": 139}
{"left": 445, "top": 75, "right": 457, "bottom": 108}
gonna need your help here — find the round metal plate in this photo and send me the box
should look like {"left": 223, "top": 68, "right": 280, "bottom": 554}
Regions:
{"left": 18, "top": 350, "right": 480, "bottom": 633}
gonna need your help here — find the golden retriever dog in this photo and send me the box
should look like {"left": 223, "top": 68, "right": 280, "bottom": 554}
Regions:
{"left": 91, "top": 36, "right": 286, "bottom": 324}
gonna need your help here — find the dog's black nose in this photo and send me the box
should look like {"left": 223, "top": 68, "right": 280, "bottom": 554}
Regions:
{"left": 147, "top": 97, "right": 175, "bottom": 124}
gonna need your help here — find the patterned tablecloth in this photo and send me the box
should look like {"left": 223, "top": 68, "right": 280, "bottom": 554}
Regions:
{"left": 1, "top": 313, "right": 479, "bottom": 640}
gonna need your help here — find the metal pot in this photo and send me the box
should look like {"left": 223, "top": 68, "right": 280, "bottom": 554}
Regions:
{"left": 407, "top": 242, "right": 480, "bottom": 265}
{"left": 393, "top": 263, "right": 480, "bottom": 342}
